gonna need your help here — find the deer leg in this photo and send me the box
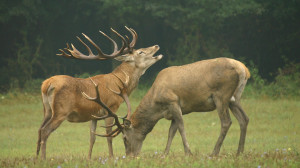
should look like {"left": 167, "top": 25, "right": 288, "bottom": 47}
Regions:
{"left": 211, "top": 100, "right": 232, "bottom": 156}
{"left": 164, "top": 120, "right": 178, "bottom": 155}
{"left": 105, "top": 117, "right": 114, "bottom": 157}
{"left": 169, "top": 103, "right": 192, "bottom": 155}
{"left": 37, "top": 103, "right": 52, "bottom": 157}
{"left": 88, "top": 120, "right": 97, "bottom": 159}
{"left": 39, "top": 115, "right": 66, "bottom": 159}
{"left": 229, "top": 101, "right": 249, "bottom": 155}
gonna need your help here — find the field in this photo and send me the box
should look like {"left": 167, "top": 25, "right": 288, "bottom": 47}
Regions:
{"left": 0, "top": 90, "right": 299, "bottom": 168}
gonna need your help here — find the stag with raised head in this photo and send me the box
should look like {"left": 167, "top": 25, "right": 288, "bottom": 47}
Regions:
{"left": 36, "top": 27, "right": 163, "bottom": 159}
{"left": 88, "top": 57, "right": 250, "bottom": 156}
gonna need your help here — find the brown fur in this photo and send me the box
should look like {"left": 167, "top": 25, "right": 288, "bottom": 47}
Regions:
{"left": 122, "top": 58, "right": 250, "bottom": 156}
{"left": 36, "top": 45, "right": 163, "bottom": 159}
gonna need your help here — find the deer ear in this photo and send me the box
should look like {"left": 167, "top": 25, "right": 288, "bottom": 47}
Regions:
{"left": 114, "top": 55, "right": 134, "bottom": 62}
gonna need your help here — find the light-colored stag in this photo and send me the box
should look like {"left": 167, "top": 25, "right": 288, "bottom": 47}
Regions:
{"left": 36, "top": 27, "right": 163, "bottom": 159}
{"left": 87, "top": 57, "right": 250, "bottom": 156}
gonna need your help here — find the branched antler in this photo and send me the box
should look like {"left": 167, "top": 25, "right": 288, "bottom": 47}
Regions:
{"left": 57, "top": 27, "right": 138, "bottom": 60}
{"left": 82, "top": 78, "right": 131, "bottom": 137}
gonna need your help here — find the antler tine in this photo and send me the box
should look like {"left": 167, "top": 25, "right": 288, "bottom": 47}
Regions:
{"left": 110, "top": 28, "right": 128, "bottom": 54}
{"left": 99, "top": 30, "right": 118, "bottom": 53}
{"left": 82, "top": 78, "right": 124, "bottom": 132}
{"left": 56, "top": 43, "right": 73, "bottom": 58}
{"left": 125, "top": 26, "right": 137, "bottom": 49}
{"left": 81, "top": 33, "right": 108, "bottom": 58}
{"left": 72, "top": 36, "right": 106, "bottom": 60}
{"left": 108, "top": 70, "right": 131, "bottom": 120}
{"left": 57, "top": 48, "right": 72, "bottom": 57}
{"left": 93, "top": 128, "right": 122, "bottom": 137}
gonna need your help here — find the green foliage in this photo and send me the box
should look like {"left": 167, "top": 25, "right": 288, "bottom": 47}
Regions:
{"left": 0, "top": 0, "right": 299, "bottom": 93}
{"left": 23, "top": 78, "right": 44, "bottom": 93}
{"left": 267, "top": 62, "right": 300, "bottom": 98}
{"left": 74, "top": 71, "right": 102, "bottom": 79}
{"left": 245, "top": 61, "right": 300, "bottom": 99}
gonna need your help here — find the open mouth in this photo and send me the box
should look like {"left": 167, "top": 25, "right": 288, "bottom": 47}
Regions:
{"left": 151, "top": 46, "right": 163, "bottom": 59}
{"left": 152, "top": 54, "right": 163, "bottom": 60}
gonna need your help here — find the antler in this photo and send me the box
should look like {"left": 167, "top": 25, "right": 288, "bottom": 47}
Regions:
{"left": 124, "top": 26, "right": 138, "bottom": 53}
{"left": 109, "top": 70, "right": 131, "bottom": 121}
{"left": 82, "top": 78, "right": 130, "bottom": 137}
{"left": 57, "top": 27, "right": 138, "bottom": 60}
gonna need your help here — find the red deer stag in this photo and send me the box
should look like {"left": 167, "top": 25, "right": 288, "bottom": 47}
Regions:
{"left": 87, "top": 57, "right": 250, "bottom": 156}
{"left": 36, "top": 27, "right": 163, "bottom": 159}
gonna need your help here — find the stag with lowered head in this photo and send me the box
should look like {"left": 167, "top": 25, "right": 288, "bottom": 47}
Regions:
{"left": 36, "top": 27, "right": 163, "bottom": 159}
{"left": 88, "top": 57, "right": 250, "bottom": 157}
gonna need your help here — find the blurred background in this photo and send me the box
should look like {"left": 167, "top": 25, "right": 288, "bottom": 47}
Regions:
{"left": 0, "top": 0, "right": 299, "bottom": 95}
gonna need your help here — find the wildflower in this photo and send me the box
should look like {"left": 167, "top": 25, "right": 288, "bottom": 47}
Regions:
{"left": 57, "top": 166, "right": 62, "bottom": 168}
{"left": 122, "top": 155, "right": 126, "bottom": 159}
{"left": 275, "top": 148, "right": 279, "bottom": 152}
{"left": 154, "top": 151, "right": 158, "bottom": 155}
{"left": 288, "top": 148, "right": 291, "bottom": 151}
{"left": 257, "top": 166, "right": 261, "bottom": 168}
{"left": 98, "top": 156, "right": 102, "bottom": 161}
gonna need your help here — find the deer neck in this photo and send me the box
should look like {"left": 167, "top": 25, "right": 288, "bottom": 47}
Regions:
{"left": 112, "top": 62, "right": 143, "bottom": 95}
{"left": 130, "top": 92, "right": 163, "bottom": 137}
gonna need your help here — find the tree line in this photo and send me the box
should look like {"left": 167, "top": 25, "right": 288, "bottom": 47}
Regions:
{"left": 0, "top": 0, "right": 299, "bottom": 92}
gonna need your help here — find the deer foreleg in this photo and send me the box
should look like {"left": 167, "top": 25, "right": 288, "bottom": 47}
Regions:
{"left": 105, "top": 117, "right": 114, "bottom": 157}
{"left": 88, "top": 120, "right": 97, "bottom": 159}
{"left": 169, "top": 103, "right": 192, "bottom": 155}
{"left": 164, "top": 120, "right": 178, "bottom": 155}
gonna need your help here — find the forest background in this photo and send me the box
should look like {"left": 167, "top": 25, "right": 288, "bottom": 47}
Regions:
{"left": 0, "top": 0, "right": 299, "bottom": 98}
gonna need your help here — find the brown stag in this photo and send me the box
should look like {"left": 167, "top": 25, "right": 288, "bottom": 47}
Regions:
{"left": 87, "top": 57, "right": 250, "bottom": 157}
{"left": 36, "top": 27, "right": 163, "bottom": 159}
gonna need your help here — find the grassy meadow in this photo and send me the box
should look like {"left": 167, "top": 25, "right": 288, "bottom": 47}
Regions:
{"left": 0, "top": 89, "right": 299, "bottom": 167}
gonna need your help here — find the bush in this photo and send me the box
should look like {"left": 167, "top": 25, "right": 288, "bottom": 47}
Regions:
{"left": 23, "top": 78, "right": 44, "bottom": 93}
{"left": 245, "top": 62, "right": 300, "bottom": 99}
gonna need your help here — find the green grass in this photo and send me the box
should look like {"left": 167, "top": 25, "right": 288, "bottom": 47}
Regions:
{"left": 0, "top": 90, "right": 299, "bottom": 167}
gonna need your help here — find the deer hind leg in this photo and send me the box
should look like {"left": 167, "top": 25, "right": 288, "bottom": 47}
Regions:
{"left": 37, "top": 94, "right": 53, "bottom": 157}
{"left": 229, "top": 77, "right": 249, "bottom": 154}
{"left": 39, "top": 113, "right": 66, "bottom": 159}
{"left": 168, "top": 102, "right": 192, "bottom": 155}
{"left": 211, "top": 97, "right": 232, "bottom": 156}
{"left": 105, "top": 117, "right": 114, "bottom": 157}
{"left": 164, "top": 119, "right": 178, "bottom": 155}
{"left": 88, "top": 120, "right": 97, "bottom": 159}
{"left": 229, "top": 101, "right": 249, "bottom": 155}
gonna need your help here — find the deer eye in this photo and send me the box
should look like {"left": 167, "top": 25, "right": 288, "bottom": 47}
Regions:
{"left": 138, "top": 51, "right": 145, "bottom": 55}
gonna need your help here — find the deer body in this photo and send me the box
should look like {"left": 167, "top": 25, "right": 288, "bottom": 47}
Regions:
{"left": 122, "top": 58, "right": 250, "bottom": 156}
{"left": 42, "top": 63, "right": 137, "bottom": 122}
{"left": 36, "top": 27, "right": 163, "bottom": 159}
